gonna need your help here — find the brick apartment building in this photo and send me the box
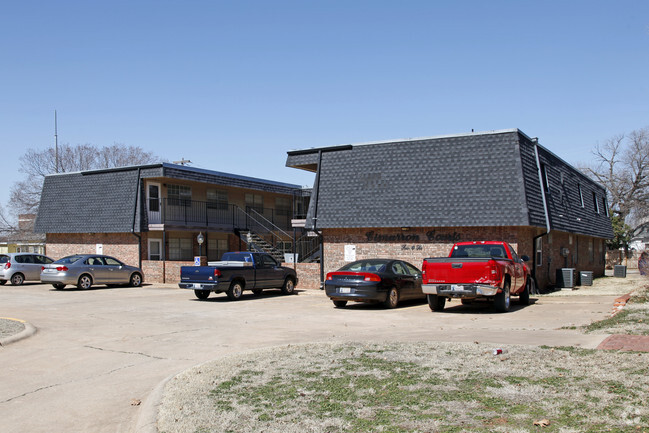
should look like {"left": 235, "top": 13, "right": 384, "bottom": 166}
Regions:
{"left": 286, "top": 129, "right": 614, "bottom": 291}
{"left": 35, "top": 163, "right": 312, "bottom": 283}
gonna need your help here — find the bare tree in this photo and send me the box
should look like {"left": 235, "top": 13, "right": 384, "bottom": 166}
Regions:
{"left": 585, "top": 127, "right": 649, "bottom": 225}
{"left": 9, "top": 143, "right": 161, "bottom": 215}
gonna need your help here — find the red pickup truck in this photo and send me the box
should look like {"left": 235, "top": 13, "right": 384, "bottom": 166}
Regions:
{"left": 421, "top": 241, "right": 531, "bottom": 313}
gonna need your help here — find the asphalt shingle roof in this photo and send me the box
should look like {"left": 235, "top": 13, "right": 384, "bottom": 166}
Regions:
{"left": 286, "top": 129, "right": 613, "bottom": 239}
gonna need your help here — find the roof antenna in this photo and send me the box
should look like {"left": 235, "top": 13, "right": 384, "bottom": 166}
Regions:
{"left": 173, "top": 158, "right": 192, "bottom": 166}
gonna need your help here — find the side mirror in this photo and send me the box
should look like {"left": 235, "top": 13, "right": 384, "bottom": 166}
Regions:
{"left": 521, "top": 255, "right": 530, "bottom": 262}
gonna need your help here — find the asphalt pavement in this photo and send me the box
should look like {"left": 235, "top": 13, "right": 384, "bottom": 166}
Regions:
{"left": 0, "top": 273, "right": 643, "bottom": 433}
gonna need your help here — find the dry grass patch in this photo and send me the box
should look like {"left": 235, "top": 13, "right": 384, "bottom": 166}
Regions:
{"left": 585, "top": 284, "right": 649, "bottom": 335}
{"left": 158, "top": 341, "right": 649, "bottom": 433}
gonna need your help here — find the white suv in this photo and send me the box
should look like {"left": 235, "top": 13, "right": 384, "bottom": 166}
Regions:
{"left": 0, "top": 253, "right": 55, "bottom": 286}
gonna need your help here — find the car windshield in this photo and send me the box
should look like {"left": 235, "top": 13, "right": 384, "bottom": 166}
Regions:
{"left": 339, "top": 260, "right": 387, "bottom": 273}
{"left": 54, "top": 255, "right": 85, "bottom": 264}
{"left": 451, "top": 245, "right": 507, "bottom": 259}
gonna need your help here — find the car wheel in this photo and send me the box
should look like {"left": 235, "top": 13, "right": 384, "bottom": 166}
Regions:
{"left": 0, "top": 280, "right": 6, "bottom": 285}
{"left": 227, "top": 282, "right": 244, "bottom": 300}
{"left": 129, "top": 273, "right": 143, "bottom": 287}
{"left": 77, "top": 274, "right": 93, "bottom": 290}
{"left": 52, "top": 283, "right": 65, "bottom": 290}
{"left": 427, "top": 294, "right": 446, "bottom": 311}
{"left": 519, "top": 278, "right": 531, "bottom": 305}
{"left": 281, "top": 278, "right": 295, "bottom": 295}
{"left": 495, "top": 280, "right": 511, "bottom": 313}
{"left": 194, "top": 290, "right": 210, "bottom": 300}
{"left": 383, "top": 287, "right": 399, "bottom": 309}
{"left": 10, "top": 273, "right": 25, "bottom": 286}
{"left": 333, "top": 300, "right": 348, "bottom": 308}
{"left": 252, "top": 288, "right": 263, "bottom": 295}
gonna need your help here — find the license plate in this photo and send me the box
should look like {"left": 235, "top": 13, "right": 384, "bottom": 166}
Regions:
{"left": 339, "top": 287, "right": 351, "bottom": 294}
{"left": 193, "top": 284, "right": 203, "bottom": 289}
{"left": 451, "top": 285, "right": 464, "bottom": 292}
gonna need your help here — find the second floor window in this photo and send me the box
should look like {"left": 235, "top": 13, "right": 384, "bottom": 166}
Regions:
{"left": 207, "top": 189, "right": 228, "bottom": 210}
{"left": 246, "top": 193, "right": 264, "bottom": 213}
{"left": 168, "top": 185, "right": 191, "bottom": 206}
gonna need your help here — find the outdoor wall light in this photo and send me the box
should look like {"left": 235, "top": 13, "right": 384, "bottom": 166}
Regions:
{"left": 197, "top": 232, "right": 204, "bottom": 256}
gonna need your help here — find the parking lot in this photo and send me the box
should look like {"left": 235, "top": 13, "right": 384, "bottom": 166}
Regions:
{"left": 0, "top": 281, "right": 625, "bottom": 433}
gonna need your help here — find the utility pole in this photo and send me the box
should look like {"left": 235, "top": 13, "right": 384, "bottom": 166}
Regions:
{"left": 54, "top": 110, "right": 59, "bottom": 173}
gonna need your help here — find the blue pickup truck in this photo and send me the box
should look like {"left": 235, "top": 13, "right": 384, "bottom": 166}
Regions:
{"left": 179, "top": 252, "right": 298, "bottom": 301}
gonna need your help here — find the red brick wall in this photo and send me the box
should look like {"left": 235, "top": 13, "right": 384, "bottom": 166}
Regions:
{"left": 322, "top": 226, "right": 525, "bottom": 276}
{"left": 46, "top": 233, "right": 140, "bottom": 267}
{"left": 284, "top": 262, "right": 321, "bottom": 290}
{"left": 319, "top": 226, "right": 606, "bottom": 291}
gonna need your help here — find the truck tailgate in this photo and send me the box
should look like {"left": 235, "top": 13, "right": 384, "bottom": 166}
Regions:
{"left": 423, "top": 258, "right": 499, "bottom": 285}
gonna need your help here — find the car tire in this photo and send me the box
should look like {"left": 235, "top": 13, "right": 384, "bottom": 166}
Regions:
{"left": 10, "top": 273, "right": 25, "bottom": 286}
{"left": 0, "top": 280, "right": 6, "bottom": 285}
{"left": 129, "top": 273, "right": 143, "bottom": 287}
{"left": 194, "top": 290, "right": 210, "bottom": 300}
{"left": 519, "top": 279, "right": 531, "bottom": 305}
{"left": 495, "top": 280, "right": 511, "bottom": 313}
{"left": 281, "top": 278, "right": 295, "bottom": 295}
{"left": 52, "top": 283, "right": 65, "bottom": 290}
{"left": 383, "top": 287, "right": 399, "bottom": 309}
{"left": 333, "top": 300, "right": 348, "bottom": 308}
{"left": 77, "top": 274, "right": 93, "bottom": 290}
{"left": 227, "top": 282, "right": 244, "bottom": 300}
{"left": 428, "top": 294, "right": 446, "bottom": 311}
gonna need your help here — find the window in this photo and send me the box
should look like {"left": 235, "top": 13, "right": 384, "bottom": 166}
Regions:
{"left": 392, "top": 262, "right": 408, "bottom": 275}
{"left": 149, "top": 239, "right": 162, "bottom": 261}
{"left": 541, "top": 164, "right": 550, "bottom": 193}
{"left": 275, "top": 197, "right": 291, "bottom": 216}
{"left": 169, "top": 238, "right": 192, "bottom": 260}
{"left": 535, "top": 237, "right": 543, "bottom": 267}
{"left": 577, "top": 184, "right": 584, "bottom": 207}
{"left": 245, "top": 193, "right": 264, "bottom": 213}
{"left": 168, "top": 184, "right": 192, "bottom": 206}
{"left": 208, "top": 238, "right": 228, "bottom": 261}
{"left": 604, "top": 197, "right": 610, "bottom": 216}
{"left": 593, "top": 192, "right": 600, "bottom": 214}
{"left": 207, "top": 189, "right": 228, "bottom": 210}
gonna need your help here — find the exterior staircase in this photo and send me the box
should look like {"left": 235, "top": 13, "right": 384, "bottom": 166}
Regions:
{"left": 236, "top": 229, "right": 286, "bottom": 262}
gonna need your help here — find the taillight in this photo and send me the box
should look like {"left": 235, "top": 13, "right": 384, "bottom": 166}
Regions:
{"left": 214, "top": 269, "right": 221, "bottom": 277}
{"left": 326, "top": 273, "right": 333, "bottom": 281}
{"left": 41, "top": 266, "right": 45, "bottom": 271}
{"left": 363, "top": 273, "right": 381, "bottom": 282}
{"left": 4, "top": 262, "right": 10, "bottom": 270}
{"left": 56, "top": 266, "right": 68, "bottom": 272}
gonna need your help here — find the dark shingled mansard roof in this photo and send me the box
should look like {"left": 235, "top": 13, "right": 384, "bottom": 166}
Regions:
{"left": 286, "top": 129, "right": 613, "bottom": 239}
{"left": 35, "top": 163, "right": 302, "bottom": 234}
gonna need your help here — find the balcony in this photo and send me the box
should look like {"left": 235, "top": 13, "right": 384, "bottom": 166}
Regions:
{"left": 146, "top": 199, "right": 292, "bottom": 232}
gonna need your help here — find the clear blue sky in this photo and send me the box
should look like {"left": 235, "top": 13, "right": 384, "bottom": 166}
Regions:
{"left": 2, "top": 1, "right": 648, "bottom": 209}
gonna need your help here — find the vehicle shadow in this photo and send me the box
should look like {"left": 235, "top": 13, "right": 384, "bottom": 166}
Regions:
{"left": 437, "top": 298, "right": 539, "bottom": 314}
{"left": 330, "top": 297, "right": 429, "bottom": 310}
{"left": 49, "top": 284, "right": 138, "bottom": 292}
{"left": 190, "top": 289, "right": 307, "bottom": 303}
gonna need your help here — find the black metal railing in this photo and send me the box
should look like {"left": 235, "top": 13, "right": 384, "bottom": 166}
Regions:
{"left": 147, "top": 199, "right": 293, "bottom": 231}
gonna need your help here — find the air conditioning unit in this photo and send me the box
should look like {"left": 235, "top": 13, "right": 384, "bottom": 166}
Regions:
{"left": 556, "top": 268, "right": 576, "bottom": 289}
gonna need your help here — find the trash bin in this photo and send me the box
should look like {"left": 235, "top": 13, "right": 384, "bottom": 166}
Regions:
{"left": 556, "top": 268, "right": 576, "bottom": 289}
{"left": 614, "top": 265, "right": 627, "bottom": 278}
{"left": 580, "top": 271, "right": 593, "bottom": 286}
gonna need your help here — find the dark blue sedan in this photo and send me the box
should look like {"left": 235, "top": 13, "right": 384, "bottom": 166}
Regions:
{"left": 324, "top": 259, "right": 425, "bottom": 308}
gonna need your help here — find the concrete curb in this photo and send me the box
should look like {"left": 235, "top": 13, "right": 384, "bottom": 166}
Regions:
{"left": 0, "top": 319, "right": 37, "bottom": 346}
{"left": 134, "top": 373, "right": 174, "bottom": 433}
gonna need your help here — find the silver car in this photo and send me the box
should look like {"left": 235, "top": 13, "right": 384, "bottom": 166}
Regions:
{"left": 0, "top": 253, "right": 55, "bottom": 286}
{"left": 40, "top": 254, "right": 144, "bottom": 290}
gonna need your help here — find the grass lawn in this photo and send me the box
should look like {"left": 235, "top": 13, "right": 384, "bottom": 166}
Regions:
{"left": 159, "top": 341, "right": 649, "bottom": 433}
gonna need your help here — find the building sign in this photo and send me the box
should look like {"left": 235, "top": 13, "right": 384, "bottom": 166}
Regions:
{"left": 364, "top": 230, "right": 461, "bottom": 243}
{"left": 344, "top": 245, "right": 356, "bottom": 262}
